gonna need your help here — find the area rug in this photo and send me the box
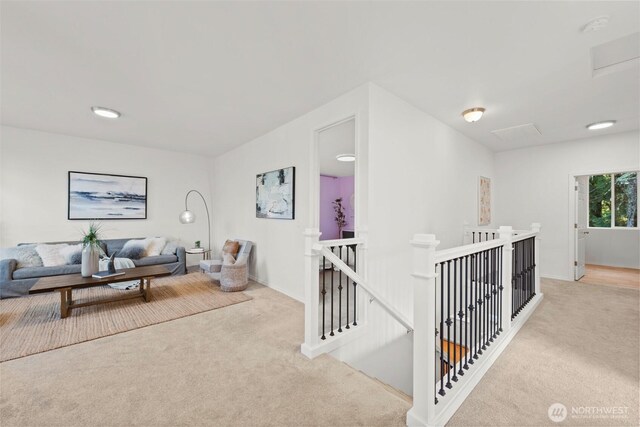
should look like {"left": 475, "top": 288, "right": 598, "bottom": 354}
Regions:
{"left": 0, "top": 273, "right": 251, "bottom": 362}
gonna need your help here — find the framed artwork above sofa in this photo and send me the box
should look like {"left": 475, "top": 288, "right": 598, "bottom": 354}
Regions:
{"left": 68, "top": 171, "right": 147, "bottom": 220}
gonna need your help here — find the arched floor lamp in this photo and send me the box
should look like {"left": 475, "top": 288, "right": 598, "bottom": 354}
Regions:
{"left": 179, "top": 190, "right": 211, "bottom": 251}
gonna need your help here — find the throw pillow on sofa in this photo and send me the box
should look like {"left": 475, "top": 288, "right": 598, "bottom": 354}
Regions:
{"left": 35, "top": 244, "right": 69, "bottom": 267}
{"left": 145, "top": 237, "right": 166, "bottom": 257}
{"left": 161, "top": 239, "right": 179, "bottom": 255}
{"left": 0, "top": 244, "right": 43, "bottom": 268}
{"left": 117, "top": 239, "right": 147, "bottom": 260}
{"left": 59, "top": 244, "right": 83, "bottom": 265}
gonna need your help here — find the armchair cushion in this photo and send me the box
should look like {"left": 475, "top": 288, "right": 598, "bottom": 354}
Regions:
{"left": 222, "top": 253, "right": 236, "bottom": 265}
{"left": 200, "top": 259, "right": 222, "bottom": 273}
{"left": 222, "top": 240, "right": 240, "bottom": 258}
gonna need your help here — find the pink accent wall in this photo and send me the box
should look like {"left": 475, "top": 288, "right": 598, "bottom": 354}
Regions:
{"left": 320, "top": 175, "right": 355, "bottom": 240}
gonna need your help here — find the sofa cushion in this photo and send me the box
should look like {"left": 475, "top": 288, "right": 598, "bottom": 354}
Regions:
{"left": 0, "top": 245, "right": 43, "bottom": 268}
{"left": 13, "top": 264, "right": 82, "bottom": 280}
{"left": 131, "top": 255, "right": 178, "bottom": 267}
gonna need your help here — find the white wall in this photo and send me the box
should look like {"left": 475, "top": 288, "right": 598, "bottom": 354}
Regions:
{"left": 0, "top": 126, "right": 212, "bottom": 265}
{"left": 494, "top": 131, "right": 640, "bottom": 280}
{"left": 210, "top": 85, "right": 370, "bottom": 301}
{"left": 331, "top": 85, "right": 495, "bottom": 394}
{"left": 586, "top": 228, "right": 640, "bottom": 269}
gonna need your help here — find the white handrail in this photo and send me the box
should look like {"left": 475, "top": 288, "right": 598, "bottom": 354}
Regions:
{"left": 511, "top": 230, "right": 536, "bottom": 243}
{"left": 317, "top": 237, "right": 364, "bottom": 247}
{"left": 435, "top": 238, "right": 505, "bottom": 264}
{"left": 316, "top": 245, "right": 414, "bottom": 333}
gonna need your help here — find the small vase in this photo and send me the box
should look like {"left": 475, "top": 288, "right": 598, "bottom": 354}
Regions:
{"left": 81, "top": 245, "right": 99, "bottom": 277}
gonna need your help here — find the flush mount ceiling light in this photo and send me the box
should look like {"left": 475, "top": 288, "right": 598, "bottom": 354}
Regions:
{"left": 336, "top": 154, "right": 356, "bottom": 162}
{"left": 586, "top": 120, "right": 616, "bottom": 130}
{"left": 582, "top": 16, "right": 610, "bottom": 33}
{"left": 462, "top": 107, "right": 485, "bottom": 123}
{"left": 91, "top": 106, "right": 121, "bottom": 119}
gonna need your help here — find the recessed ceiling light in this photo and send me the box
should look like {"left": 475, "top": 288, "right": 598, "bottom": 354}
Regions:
{"left": 586, "top": 120, "right": 616, "bottom": 130}
{"left": 336, "top": 154, "right": 355, "bottom": 162}
{"left": 91, "top": 106, "right": 121, "bottom": 119}
{"left": 582, "top": 16, "right": 609, "bottom": 33}
{"left": 462, "top": 107, "right": 485, "bottom": 123}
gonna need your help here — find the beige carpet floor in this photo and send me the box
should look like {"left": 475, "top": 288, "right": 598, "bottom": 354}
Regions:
{"left": 0, "top": 277, "right": 638, "bottom": 426}
{"left": 0, "top": 280, "right": 410, "bottom": 427}
{"left": 449, "top": 278, "right": 639, "bottom": 426}
{"left": 0, "top": 272, "right": 251, "bottom": 362}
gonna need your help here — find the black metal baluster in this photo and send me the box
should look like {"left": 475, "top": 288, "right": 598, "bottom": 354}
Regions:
{"left": 338, "top": 246, "right": 343, "bottom": 333}
{"left": 498, "top": 246, "right": 503, "bottom": 333}
{"left": 511, "top": 242, "right": 516, "bottom": 319}
{"left": 330, "top": 247, "right": 335, "bottom": 336}
{"left": 345, "top": 247, "right": 350, "bottom": 329}
{"left": 457, "top": 256, "right": 465, "bottom": 377}
{"left": 452, "top": 258, "right": 458, "bottom": 382}
{"left": 492, "top": 232, "right": 496, "bottom": 240}
{"left": 472, "top": 232, "right": 475, "bottom": 244}
{"left": 445, "top": 260, "right": 452, "bottom": 389}
{"left": 492, "top": 247, "right": 498, "bottom": 339}
{"left": 478, "top": 251, "right": 487, "bottom": 354}
{"left": 482, "top": 250, "right": 488, "bottom": 351}
{"left": 532, "top": 237, "right": 536, "bottom": 297}
{"left": 473, "top": 252, "right": 479, "bottom": 361}
{"left": 321, "top": 256, "right": 326, "bottom": 340}
{"left": 485, "top": 232, "right": 489, "bottom": 242}
{"left": 439, "top": 262, "right": 446, "bottom": 397}
{"left": 463, "top": 255, "right": 470, "bottom": 370}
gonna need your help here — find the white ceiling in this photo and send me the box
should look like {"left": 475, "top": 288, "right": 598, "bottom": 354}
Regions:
{"left": 319, "top": 119, "right": 355, "bottom": 177}
{"left": 1, "top": 2, "right": 638, "bottom": 156}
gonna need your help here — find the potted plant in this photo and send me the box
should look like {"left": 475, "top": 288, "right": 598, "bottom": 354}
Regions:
{"left": 195, "top": 240, "right": 201, "bottom": 249}
{"left": 81, "top": 222, "right": 102, "bottom": 277}
{"left": 333, "top": 198, "right": 347, "bottom": 238}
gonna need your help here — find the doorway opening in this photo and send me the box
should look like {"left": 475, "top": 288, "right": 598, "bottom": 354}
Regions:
{"left": 317, "top": 118, "right": 356, "bottom": 241}
{"left": 573, "top": 172, "right": 639, "bottom": 288}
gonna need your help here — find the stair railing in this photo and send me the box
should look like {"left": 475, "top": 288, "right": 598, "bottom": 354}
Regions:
{"left": 408, "top": 223, "right": 543, "bottom": 427}
{"left": 301, "top": 228, "right": 412, "bottom": 359}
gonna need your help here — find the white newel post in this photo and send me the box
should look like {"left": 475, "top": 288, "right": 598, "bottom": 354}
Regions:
{"left": 531, "top": 223, "right": 541, "bottom": 295}
{"left": 301, "top": 228, "right": 321, "bottom": 358}
{"left": 498, "top": 226, "right": 513, "bottom": 333}
{"left": 357, "top": 226, "right": 369, "bottom": 324}
{"left": 407, "top": 234, "right": 439, "bottom": 427}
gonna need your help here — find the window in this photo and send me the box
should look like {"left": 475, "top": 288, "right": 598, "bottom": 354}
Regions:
{"left": 589, "top": 172, "right": 638, "bottom": 228}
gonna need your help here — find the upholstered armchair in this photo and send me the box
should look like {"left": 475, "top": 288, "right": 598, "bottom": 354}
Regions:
{"left": 199, "top": 240, "right": 253, "bottom": 292}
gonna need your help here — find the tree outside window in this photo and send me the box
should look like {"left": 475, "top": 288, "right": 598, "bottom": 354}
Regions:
{"left": 589, "top": 172, "right": 638, "bottom": 228}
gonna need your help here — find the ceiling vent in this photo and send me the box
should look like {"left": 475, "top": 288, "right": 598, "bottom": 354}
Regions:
{"left": 491, "top": 123, "right": 542, "bottom": 143}
{"left": 591, "top": 32, "right": 640, "bottom": 78}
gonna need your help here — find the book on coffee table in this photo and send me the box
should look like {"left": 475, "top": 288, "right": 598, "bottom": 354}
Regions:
{"left": 92, "top": 271, "right": 126, "bottom": 279}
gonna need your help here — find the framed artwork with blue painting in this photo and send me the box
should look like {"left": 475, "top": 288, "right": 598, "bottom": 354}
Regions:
{"left": 256, "top": 166, "right": 295, "bottom": 220}
{"left": 68, "top": 171, "right": 147, "bottom": 220}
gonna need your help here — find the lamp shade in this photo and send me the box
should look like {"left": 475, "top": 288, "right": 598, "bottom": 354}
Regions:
{"left": 179, "top": 210, "right": 196, "bottom": 224}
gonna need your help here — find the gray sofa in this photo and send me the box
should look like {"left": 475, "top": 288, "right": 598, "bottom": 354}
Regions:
{"left": 0, "top": 238, "right": 186, "bottom": 299}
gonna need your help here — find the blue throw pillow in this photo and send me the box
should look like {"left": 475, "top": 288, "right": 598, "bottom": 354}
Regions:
{"left": 117, "top": 247, "right": 146, "bottom": 260}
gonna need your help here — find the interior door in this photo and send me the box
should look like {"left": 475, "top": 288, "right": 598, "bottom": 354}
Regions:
{"left": 575, "top": 177, "right": 589, "bottom": 280}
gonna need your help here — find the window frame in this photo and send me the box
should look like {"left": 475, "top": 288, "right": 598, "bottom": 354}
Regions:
{"left": 587, "top": 171, "right": 639, "bottom": 230}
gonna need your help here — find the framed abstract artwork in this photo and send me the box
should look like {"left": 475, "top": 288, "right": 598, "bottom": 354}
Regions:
{"left": 478, "top": 176, "right": 491, "bottom": 225}
{"left": 256, "top": 167, "right": 295, "bottom": 220}
{"left": 68, "top": 171, "right": 147, "bottom": 220}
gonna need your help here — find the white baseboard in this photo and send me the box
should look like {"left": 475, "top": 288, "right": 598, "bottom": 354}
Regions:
{"left": 541, "top": 274, "right": 573, "bottom": 282}
{"left": 248, "top": 274, "right": 303, "bottom": 303}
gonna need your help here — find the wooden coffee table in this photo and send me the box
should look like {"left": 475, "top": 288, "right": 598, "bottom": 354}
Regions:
{"left": 29, "top": 265, "right": 171, "bottom": 318}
